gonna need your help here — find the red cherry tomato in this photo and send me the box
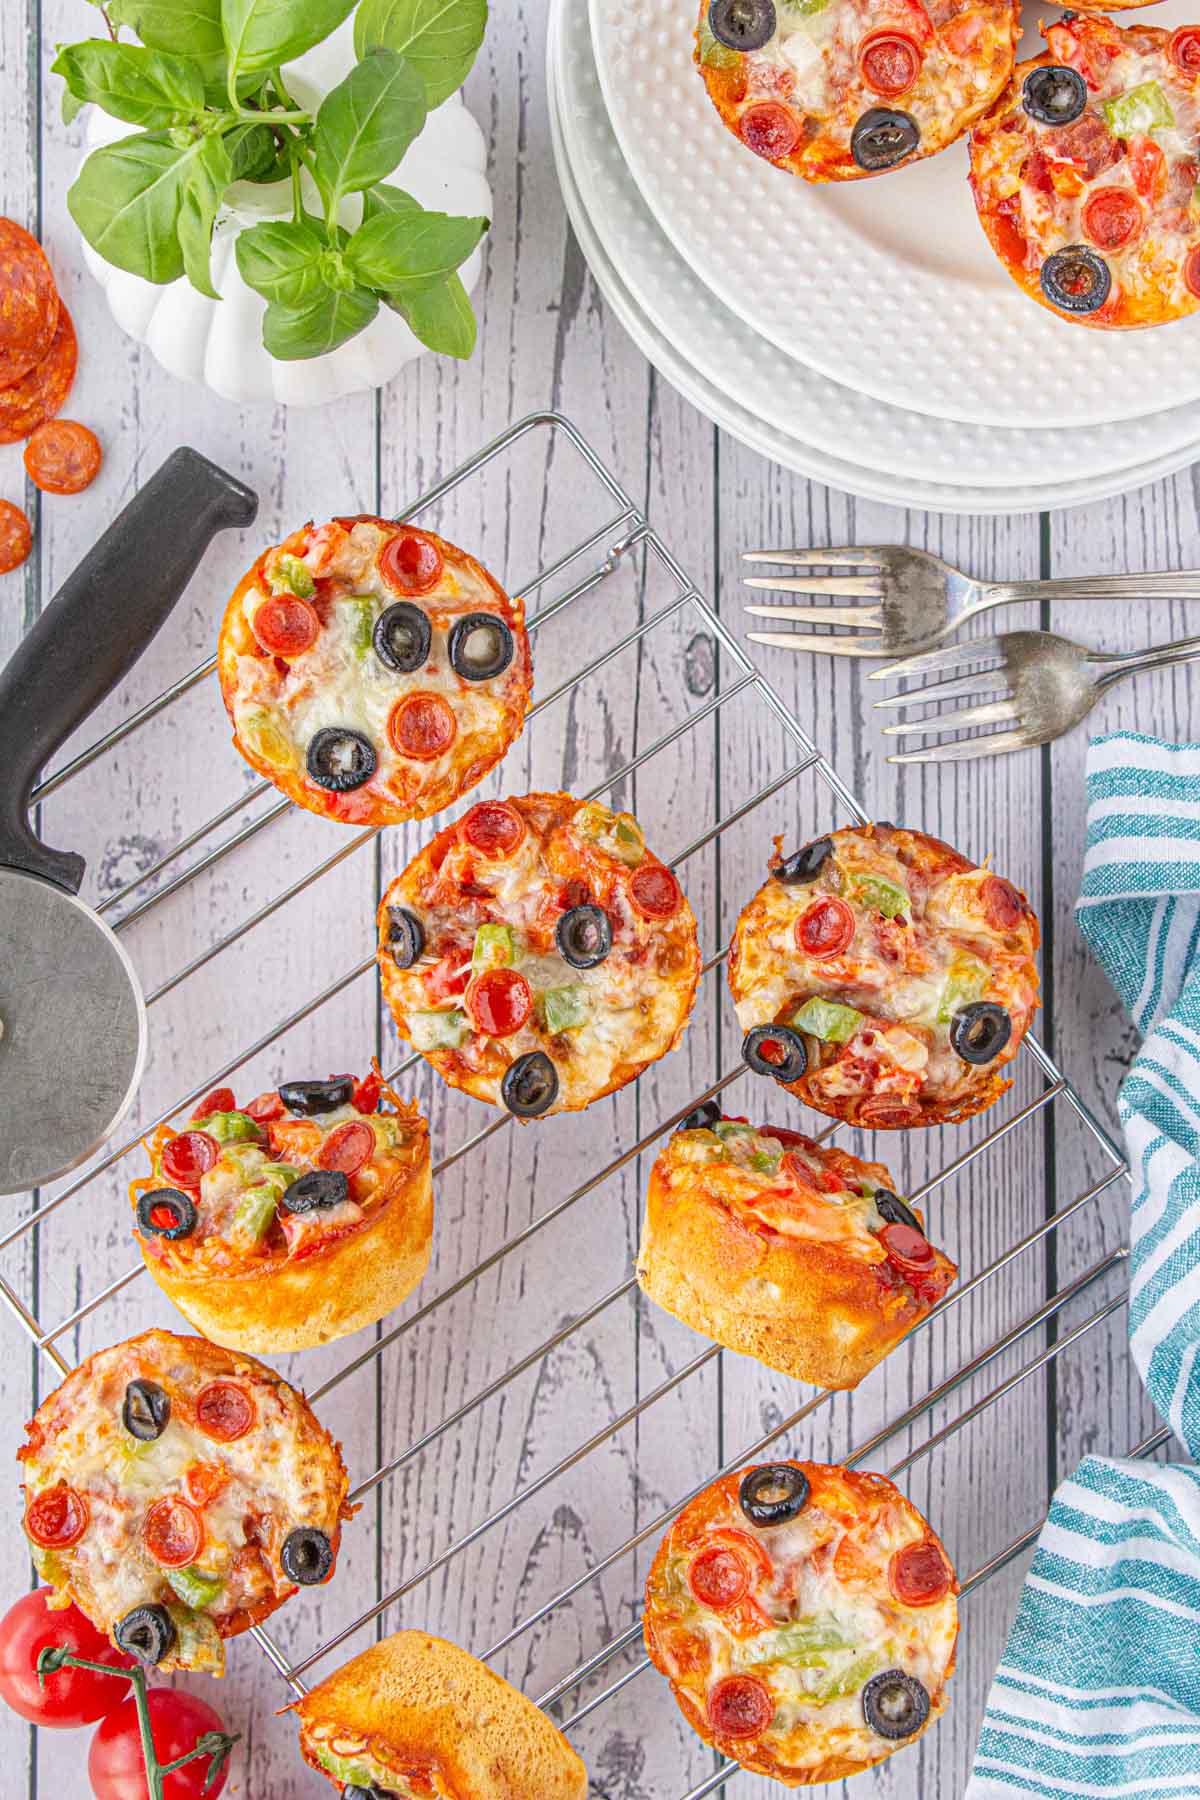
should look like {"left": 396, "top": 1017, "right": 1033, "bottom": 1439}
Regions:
{"left": 196, "top": 1381, "right": 255, "bottom": 1443}
{"left": 89, "top": 1687, "right": 231, "bottom": 1800}
{"left": 796, "top": 896, "right": 855, "bottom": 958}
{"left": 317, "top": 1120, "right": 376, "bottom": 1176}
{"left": 0, "top": 1588, "right": 132, "bottom": 1727}
{"left": 463, "top": 801, "right": 525, "bottom": 858}
{"left": 982, "top": 874, "right": 1023, "bottom": 931}
{"left": 889, "top": 1538, "right": 952, "bottom": 1606}
{"left": 245, "top": 1090, "right": 285, "bottom": 1124}
{"left": 707, "top": 1673, "right": 774, "bottom": 1739}
{"left": 629, "top": 864, "right": 681, "bottom": 920}
{"left": 251, "top": 593, "right": 319, "bottom": 657}
{"left": 739, "top": 103, "right": 800, "bottom": 161}
{"left": 380, "top": 528, "right": 443, "bottom": 595}
{"left": 351, "top": 1070, "right": 383, "bottom": 1114}
{"left": 859, "top": 31, "right": 922, "bottom": 96}
{"left": 1082, "top": 186, "right": 1142, "bottom": 250}
{"left": 25, "top": 1483, "right": 89, "bottom": 1550}
{"left": 160, "top": 1132, "right": 219, "bottom": 1190}
{"left": 1169, "top": 26, "right": 1200, "bottom": 76}
{"left": 688, "top": 1545, "right": 750, "bottom": 1610}
{"left": 467, "top": 968, "right": 533, "bottom": 1037}
{"left": 1127, "top": 135, "right": 1166, "bottom": 202}
{"left": 142, "top": 1496, "right": 203, "bottom": 1569}
{"left": 190, "top": 1088, "right": 234, "bottom": 1120}
{"left": 388, "top": 692, "right": 457, "bottom": 761}
{"left": 1186, "top": 246, "right": 1200, "bottom": 300}
{"left": 184, "top": 1463, "right": 229, "bottom": 1509}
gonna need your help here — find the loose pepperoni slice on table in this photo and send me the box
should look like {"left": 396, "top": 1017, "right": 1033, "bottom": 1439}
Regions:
{"left": 1082, "top": 188, "right": 1142, "bottom": 252}
{"left": 191, "top": 1088, "right": 235, "bottom": 1120}
{"left": 143, "top": 1496, "right": 203, "bottom": 1569}
{"left": 1169, "top": 27, "right": 1200, "bottom": 76}
{"left": 707, "top": 1673, "right": 774, "bottom": 1739}
{"left": 859, "top": 32, "right": 923, "bottom": 97}
{"left": 388, "top": 692, "right": 457, "bottom": 761}
{"left": 251, "top": 592, "right": 319, "bottom": 657}
{"left": 25, "top": 1482, "right": 88, "bottom": 1549}
{"left": 0, "top": 219, "right": 59, "bottom": 386}
{"left": 467, "top": 968, "right": 532, "bottom": 1037}
{"left": 463, "top": 801, "right": 525, "bottom": 858}
{"left": 889, "top": 1538, "right": 952, "bottom": 1606}
{"left": 161, "top": 1131, "right": 219, "bottom": 1189}
{"left": 0, "top": 498, "right": 31, "bottom": 574}
{"left": 196, "top": 1381, "right": 255, "bottom": 1443}
{"left": 739, "top": 104, "right": 801, "bottom": 162}
{"left": 380, "top": 529, "right": 443, "bottom": 595}
{"left": 246, "top": 1091, "right": 285, "bottom": 1124}
{"left": 23, "top": 420, "right": 100, "bottom": 496}
{"left": 630, "top": 864, "right": 681, "bottom": 920}
{"left": 1186, "top": 247, "right": 1200, "bottom": 302}
{"left": 688, "top": 1544, "right": 751, "bottom": 1610}
{"left": 0, "top": 304, "right": 76, "bottom": 446}
{"left": 317, "top": 1120, "right": 376, "bottom": 1176}
{"left": 796, "top": 896, "right": 855, "bottom": 958}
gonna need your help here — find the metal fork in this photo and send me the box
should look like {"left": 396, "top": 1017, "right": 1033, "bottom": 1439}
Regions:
{"left": 743, "top": 546, "right": 1200, "bottom": 658}
{"left": 869, "top": 627, "right": 1200, "bottom": 763}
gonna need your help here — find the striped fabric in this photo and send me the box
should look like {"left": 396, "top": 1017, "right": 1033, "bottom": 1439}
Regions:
{"left": 968, "top": 732, "right": 1200, "bottom": 1798}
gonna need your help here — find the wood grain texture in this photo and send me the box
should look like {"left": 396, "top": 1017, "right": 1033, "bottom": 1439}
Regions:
{"left": 0, "top": 4, "right": 1188, "bottom": 1798}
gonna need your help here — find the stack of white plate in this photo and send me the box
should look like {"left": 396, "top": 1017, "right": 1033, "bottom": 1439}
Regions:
{"left": 547, "top": 0, "right": 1200, "bottom": 514}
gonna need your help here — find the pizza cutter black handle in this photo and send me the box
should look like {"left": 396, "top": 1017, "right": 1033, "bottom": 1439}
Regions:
{"left": 0, "top": 447, "right": 258, "bottom": 894}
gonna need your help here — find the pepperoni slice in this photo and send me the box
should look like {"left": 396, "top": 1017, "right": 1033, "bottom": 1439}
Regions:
{"left": 23, "top": 419, "right": 100, "bottom": 496}
{"left": 143, "top": 1495, "right": 204, "bottom": 1569}
{"left": 196, "top": 1381, "right": 255, "bottom": 1443}
{"left": 889, "top": 1538, "right": 952, "bottom": 1606}
{"left": 184, "top": 1463, "right": 229, "bottom": 1509}
{"left": 1127, "top": 135, "right": 1166, "bottom": 203}
{"left": 467, "top": 967, "right": 532, "bottom": 1037}
{"left": 388, "top": 692, "right": 457, "bottom": 761}
{"left": 24, "top": 1482, "right": 88, "bottom": 1549}
{"left": 251, "top": 592, "right": 320, "bottom": 657}
{"left": 161, "top": 1131, "right": 220, "bottom": 1189}
{"left": 0, "top": 303, "right": 76, "bottom": 445}
{"left": 688, "top": 1544, "right": 750, "bottom": 1610}
{"left": 859, "top": 32, "right": 922, "bottom": 96}
{"left": 630, "top": 864, "right": 681, "bottom": 920}
{"left": 1169, "top": 26, "right": 1200, "bottom": 75}
{"left": 796, "top": 896, "right": 855, "bottom": 958}
{"left": 246, "top": 1091, "right": 285, "bottom": 1124}
{"left": 880, "top": 1221, "right": 937, "bottom": 1274}
{"left": 463, "top": 801, "right": 525, "bottom": 858}
{"left": 1186, "top": 247, "right": 1200, "bottom": 302}
{"left": 981, "top": 874, "right": 1023, "bottom": 931}
{"left": 707, "top": 1673, "right": 774, "bottom": 1739}
{"left": 380, "top": 528, "right": 443, "bottom": 595}
{"left": 351, "top": 1069, "right": 383, "bottom": 1114}
{"left": 739, "top": 103, "right": 801, "bottom": 162}
{"left": 0, "top": 219, "right": 59, "bottom": 387}
{"left": 192, "top": 1087, "right": 235, "bottom": 1120}
{"left": 1082, "top": 187, "right": 1142, "bottom": 252}
{"left": 0, "top": 498, "right": 31, "bottom": 573}
{"left": 858, "top": 1094, "right": 923, "bottom": 1128}
{"left": 317, "top": 1120, "right": 376, "bottom": 1176}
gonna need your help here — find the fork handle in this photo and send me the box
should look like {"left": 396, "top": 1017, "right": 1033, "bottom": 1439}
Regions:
{"left": 973, "top": 571, "right": 1200, "bottom": 614}
{"left": 1093, "top": 633, "right": 1200, "bottom": 689}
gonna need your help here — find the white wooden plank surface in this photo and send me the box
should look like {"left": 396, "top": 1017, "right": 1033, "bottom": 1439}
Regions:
{"left": 0, "top": 4, "right": 1191, "bottom": 1797}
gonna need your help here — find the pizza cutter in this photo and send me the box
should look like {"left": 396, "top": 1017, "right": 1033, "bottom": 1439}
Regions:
{"left": 0, "top": 447, "right": 258, "bottom": 1195}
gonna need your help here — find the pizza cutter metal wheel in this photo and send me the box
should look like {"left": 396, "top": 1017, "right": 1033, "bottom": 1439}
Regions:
{"left": 0, "top": 448, "right": 258, "bottom": 1194}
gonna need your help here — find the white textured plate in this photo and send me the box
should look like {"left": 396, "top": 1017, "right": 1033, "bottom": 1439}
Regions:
{"left": 549, "top": 6, "right": 1200, "bottom": 512}
{"left": 588, "top": 0, "right": 1200, "bottom": 428}
{"left": 557, "top": 0, "right": 1200, "bottom": 489}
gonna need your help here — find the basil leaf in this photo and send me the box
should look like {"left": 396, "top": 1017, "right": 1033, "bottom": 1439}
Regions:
{"left": 227, "top": 120, "right": 286, "bottom": 182}
{"left": 52, "top": 40, "right": 206, "bottom": 128}
{"left": 236, "top": 217, "right": 329, "bottom": 306}
{"left": 67, "top": 130, "right": 220, "bottom": 284}
{"left": 347, "top": 203, "right": 487, "bottom": 294}
{"left": 355, "top": 0, "right": 488, "bottom": 108}
{"left": 221, "top": 0, "right": 356, "bottom": 76}
{"left": 363, "top": 182, "right": 420, "bottom": 220}
{"left": 312, "top": 50, "right": 426, "bottom": 206}
{"left": 110, "top": 0, "right": 227, "bottom": 86}
{"left": 389, "top": 270, "right": 476, "bottom": 358}
{"left": 177, "top": 130, "right": 231, "bottom": 297}
{"left": 261, "top": 284, "right": 378, "bottom": 360}
{"left": 62, "top": 89, "right": 85, "bottom": 126}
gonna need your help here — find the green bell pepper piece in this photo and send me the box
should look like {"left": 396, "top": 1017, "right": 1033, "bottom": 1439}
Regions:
{"left": 231, "top": 1184, "right": 278, "bottom": 1245}
{"left": 269, "top": 553, "right": 315, "bottom": 598}
{"left": 576, "top": 802, "right": 645, "bottom": 866}
{"left": 746, "top": 1617, "right": 858, "bottom": 1666}
{"left": 238, "top": 706, "right": 294, "bottom": 770}
{"left": 539, "top": 985, "right": 589, "bottom": 1034}
{"left": 813, "top": 1650, "right": 886, "bottom": 1700}
{"left": 167, "top": 1566, "right": 224, "bottom": 1611}
{"left": 338, "top": 595, "right": 376, "bottom": 655}
{"left": 410, "top": 1009, "right": 470, "bottom": 1051}
{"left": 472, "top": 923, "right": 517, "bottom": 970}
{"left": 165, "top": 1604, "right": 223, "bottom": 1673}
{"left": 1102, "top": 81, "right": 1175, "bottom": 137}
{"left": 853, "top": 874, "right": 909, "bottom": 918}
{"left": 192, "top": 1111, "right": 263, "bottom": 1145}
{"left": 713, "top": 1121, "right": 756, "bottom": 1141}
{"left": 697, "top": 18, "right": 739, "bottom": 66}
{"left": 750, "top": 1148, "right": 783, "bottom": 1173}
{"left": 936, "top": 954, "right": 991, "bottom": 1023}
{"left": 673, "top": 1128, "right": 727, "bottom": 1164}
{"left": 790, "top": 996, "right": 864, "bottom": 1043}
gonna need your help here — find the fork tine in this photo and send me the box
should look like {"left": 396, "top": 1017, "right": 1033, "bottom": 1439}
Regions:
{"left": 742, "top": 548, "right": 882, "bottom": 569}
{"left": 866, "top": 635, "right": 1006, "bottom": 682}
{"left": 746, "top": 631, "right": 890, "bottom": 658}
{"left": 744, "top": 603, "right": 883, "bottom": 628}
{"left": 888, "top": 729, "right": 1032, "bottom": 765}
{"left": 880, "top": 699, "right": 1020, "bottom": 739}
{"left": 743, "top": 575, "right": 884, "bottom": 598}
{"left": 872, "top": 666, "right": 1011, "bottom": 711}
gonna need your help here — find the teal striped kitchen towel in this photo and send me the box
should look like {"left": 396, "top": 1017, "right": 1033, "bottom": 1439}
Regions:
{"left": 968, "top": 732, "right": 1200, "bottom": 1799}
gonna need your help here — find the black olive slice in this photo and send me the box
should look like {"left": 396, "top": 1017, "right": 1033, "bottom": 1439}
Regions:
{"left": 306, "top": 727, "right": 377, "bottom": 793}
{"left": 851, "top": 108, "right": 920, "bottom": 172}
{"left": 122, "top": 1379, "right": 171, "bottom": 1442}
{"left": 501, "top": 1052, "right": 559, "bottom": 1118}
{"left": 448, "top": 612, "right": 514, "bottom": 682}
{"left": 739, "top": 1463, "right": 810, "bottom": 1526}
{"left": 709, "top": 0, "right": 776, "bottom": 51}
{"left": 742, "top": 1024, "right": 807, "bottom": 1084}
{"left": 135, "top": 1188, "right": 197, "bottom": 1241}
{"left": 1040, "top": 245, "right": 1110, "bottom": 315}
{"left": 949, "top": 1001, "right": 1012, "bottom": 1065}
{"left": 115, "top": 1604, "right": 176, "bottom": 1666}
{"left": 1022, "top": 64, "right": 1087, "bottom": 127}
{"left": 862, "top": 1669, "right": 930, "bottom": 1739}
{"left": 387, "top": 906, "right": 425, "bottom": 969}
{"left": 556, "top": 904, "right": 612, "bottom": 969}
{"left": 281, "top": 1526, "right": 334, "bottom": 1585}
{"left": 776, "top": 837, "right": 833, "bottom": 884}
{"left": 680, "top": 1097, "right": 723, "bottom": 1131}
{"left": 373, "top": 601, "right": 431, "bottom": 673}
{"left": 282, "top": 1169, "right": 350, "bottom": 1213}
{"left": 345, "top": 1789, "right": 391, "bottom": 1800}
{"left": 279, "top": 1077, "right": 355, "bottom": 1116}
{"left": 873, "top": 1189, "right": 921, "bottom": 1231}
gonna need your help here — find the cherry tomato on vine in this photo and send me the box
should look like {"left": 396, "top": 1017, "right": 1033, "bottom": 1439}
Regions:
{"left": 0, "top": 1588, "right": 133, "bottom": 1727}
{"left": 89, "top": 1689, "right": 231, "bottom": 1800}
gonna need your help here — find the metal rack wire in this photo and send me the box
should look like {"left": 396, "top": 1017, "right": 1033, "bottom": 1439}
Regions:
{"left": 0, "top": 412, "right": 1148, "bottom": 1794}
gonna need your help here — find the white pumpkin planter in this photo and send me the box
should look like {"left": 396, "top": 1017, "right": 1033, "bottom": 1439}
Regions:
{"left": 80, "top": 21, "right": 491, "bottom": 407}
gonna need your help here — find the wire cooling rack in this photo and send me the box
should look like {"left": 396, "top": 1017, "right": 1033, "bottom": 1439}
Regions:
{"left": 0, "top": 412, "right": 1167, "bottom": 1795}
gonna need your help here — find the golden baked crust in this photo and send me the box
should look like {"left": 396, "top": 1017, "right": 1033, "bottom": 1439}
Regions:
{"left": 728, "top": 824, "right": 1039, "bottom": 1128}
{"left": 636, "top": 1117, "right": 956, "bottom": 1388}
{"left": 295, "top": 1629, "right": 589, "bottom": 1799}
{"left": 217, "top": 515, "right": 531, "bottom": 825}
